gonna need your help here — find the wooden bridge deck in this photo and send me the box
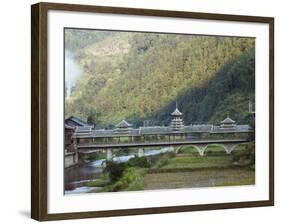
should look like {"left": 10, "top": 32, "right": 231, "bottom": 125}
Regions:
{"left": 77, "top": 139, "right": 249, "bottom": 149}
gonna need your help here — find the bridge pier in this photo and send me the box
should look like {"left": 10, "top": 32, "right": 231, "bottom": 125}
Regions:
{"left": 223, "top": 143, "right": 239, "bottom": 154}
{"left": 194, "top": 144, "right": 208, "bottom": 156}
{"left": 175, "top": 146, "right": 183, "bottom": 153}
{"left": 138, "top": 148, "right": 145, "bottom": 157}
{"left": 106, "top": 149, "right": 113, "bottom": 160}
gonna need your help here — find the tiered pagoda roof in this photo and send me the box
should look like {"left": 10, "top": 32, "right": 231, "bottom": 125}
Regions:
{"left": 170, "top": 106, "right": 184, "bottom": 131}
{"left": 221, "top": 116, "right": 235, "bottom": 124}
{"left": 171, "top": 108, "right": 183, "bottom": 116}
{"left": 115, "top": 120, "right": 132, "bottom": 128}
{"left": 220, "top": 116, "right": 236, "bottom": 129}
{"left": 114, "top": 119, "right": 133, "bottom": 133}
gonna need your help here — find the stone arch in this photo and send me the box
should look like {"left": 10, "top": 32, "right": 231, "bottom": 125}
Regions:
{"left": 175, "top": 145, "right": 206, "bottom": 155}
{"left": 106, "top": 149, "right": 113, "bottom": 160}
{"left": 175, "top": 146, "right": 183, "bottom": 154}
{"left": 204, "top": 144, "right": 228, "bottom": 155}
{"left": 190, "top": 144, "right": 209, "bottom": 156}
{"left": 175, "top": 143, "right": 243, "bottom": 156}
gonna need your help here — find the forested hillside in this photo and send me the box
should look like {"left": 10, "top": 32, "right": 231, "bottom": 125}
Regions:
{"left": 153, "top": 50, "right": 255, "bottom": 126}
{"left": 65, "top": 29, "right": 255, "bottom": 128}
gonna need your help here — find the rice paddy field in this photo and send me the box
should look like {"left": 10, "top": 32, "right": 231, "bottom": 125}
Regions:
{"left": 143, "top": 145, "right": 255, "bottom": 190}
{"left": 144, "top": 169, "right": 255, "bottom": 190}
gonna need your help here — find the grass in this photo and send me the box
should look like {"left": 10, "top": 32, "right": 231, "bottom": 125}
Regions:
{"left": 161, "top": 155, "right": 233, "bottom": 169}
{"left": 144, "top": 169, "right": 255, "bottom": 190}
{"left": 85, "top": 144, "right": 255, "bottom": 192}
{"left": 219, "top": 175, "right": 255, "bottom": 186}
{"left": 143, "top": 145, "right": 255, "bottom": 190}
{"left": 150, "top": 152, "right": 176, "bottom": 168}
{"left": 84, "top": 174, "right": 109, "bottom": 187}
{"left": 100, "top": 168, "right": 146, "bottom": 192}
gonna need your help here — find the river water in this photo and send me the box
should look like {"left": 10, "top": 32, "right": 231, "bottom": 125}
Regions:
{"left": 64, "top": 147, "right": 174, "bottom": 195}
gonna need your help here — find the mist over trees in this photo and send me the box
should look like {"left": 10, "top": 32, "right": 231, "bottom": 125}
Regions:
{"left": 65, "top": 29, "right": 255, "bottom": 128}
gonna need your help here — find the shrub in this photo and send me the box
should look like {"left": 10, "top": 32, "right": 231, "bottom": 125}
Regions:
{"left": 104, "top": 161, "right": 125, "bottom": 182}
{"left": 101, "top": 168, "right": 145, "bottom": 192}
{"left": 126, "top": 156, "right": 151, "bottom": 168}
{"left": 85, "top": 153, "right": 105, "bottom": 161}
{"left": 151, "top": 152, "right": 176, "bottom": 168}
{"left": 231, "top": 143, "right": 255, "bottom": 166}
{"left": 84, "top": 174, "right": 109, "bottom": 187}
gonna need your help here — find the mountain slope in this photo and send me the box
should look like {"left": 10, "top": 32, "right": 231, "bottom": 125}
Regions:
{"left": 65, "top": 30, "right": 255, "bottom": 128}
{"left": 152, "top": 49, "right": 255, "bottom": 126}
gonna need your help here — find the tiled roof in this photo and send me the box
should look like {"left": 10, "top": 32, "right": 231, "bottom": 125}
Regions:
{"left": 65, "top": 124, "right": 76, "bottom": 130}
{"left": 115, "top": 120, "right": 132, "bottom": 128}
{"left": 76, "top": 126, "right": 93, "bottom": 133}
{"left": 74, "top": 124, "right": 252, "bottom": 138}
{"left": 171, "top": 108, "right": 183, "bottom": 116}
{"left": 221, "top": 116, "right": 236, "bottom": 124}
{"left": 66, "top": 116, "right": 88, "bottom": 126}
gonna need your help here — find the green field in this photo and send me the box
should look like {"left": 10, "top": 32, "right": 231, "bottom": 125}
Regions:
{"left": 144, "top": 169, "right": 255, "bottom": 190}
{"left": 143, "top": 145, "right": 255, "bottom": 190}
{"left": 161, "top": 155, "right": 232, "bottom": 169}
{"left": 83, "top": 144, "right": 255, "bottom": 193}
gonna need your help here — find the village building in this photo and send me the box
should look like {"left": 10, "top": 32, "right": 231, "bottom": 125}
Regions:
{"left": 64, "top": 124, "right": 78, "bottom": 168}
{"left": 65, "top": 116, "right": 89, "bottom": 128}
{"left": 64, "top": 116, "right": 94, "bottom": 168}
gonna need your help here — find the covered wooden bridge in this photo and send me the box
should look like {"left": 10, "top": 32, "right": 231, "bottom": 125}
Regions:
{"left": 71, "top": 107, "right": 254, "bottom": 160}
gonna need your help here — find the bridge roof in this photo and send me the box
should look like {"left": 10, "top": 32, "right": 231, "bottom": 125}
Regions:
{"left": 74, "top": 124, "right": 252, "bottom": 138}
{"left": 75, "top": 126, "right": 93, "bottom": 133}
{"left": 212, "top": 124, "right": 249, "bottom": 132}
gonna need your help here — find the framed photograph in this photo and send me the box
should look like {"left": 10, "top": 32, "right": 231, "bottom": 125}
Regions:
{"left": 31, "top": 2, "right": 274, "bottom": 221}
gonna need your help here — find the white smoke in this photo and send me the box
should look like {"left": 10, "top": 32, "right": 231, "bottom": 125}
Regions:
{"left": 65, "top": 50, "right": 82, "bottom": 98}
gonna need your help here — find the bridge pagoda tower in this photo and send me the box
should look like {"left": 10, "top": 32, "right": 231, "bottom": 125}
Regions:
{"left": 219, "top": 116, "right": 236, "bottom": 129}
{"left": 170, "top": 105, "right": 184, "bottom": 131}
{"left": 114, "top": 119, "right": 132, "bottom": 134}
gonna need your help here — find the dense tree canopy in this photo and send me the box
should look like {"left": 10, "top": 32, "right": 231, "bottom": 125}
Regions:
{"left": 153, "top": 50, "right": 255, "bottom": 126}
{"left": 65, "top": 30, "right": 255, "bottom": 128}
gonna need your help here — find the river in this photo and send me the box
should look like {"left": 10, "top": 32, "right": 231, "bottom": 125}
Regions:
{"left": 64, "top": 147, "right": 174, "bottom": 195}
